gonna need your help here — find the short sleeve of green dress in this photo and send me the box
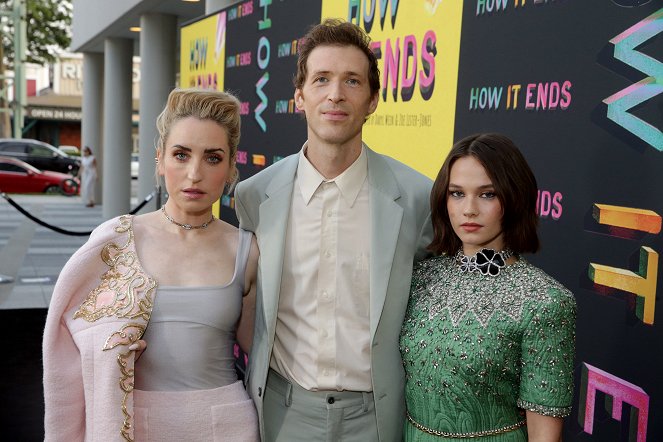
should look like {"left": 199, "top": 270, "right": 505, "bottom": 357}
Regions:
{"left": 517, "top": 286, "right": 576, "bottom": 417}
{"left": 400, "top": 255, "right": 576, "bottom": 442}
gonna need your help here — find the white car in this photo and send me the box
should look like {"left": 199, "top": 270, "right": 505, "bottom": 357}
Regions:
{"left": 131, "top": 153, "right": 139, "bottom": 179}
{"left": 58, "top": 145, "right": 80, "bottom": 157}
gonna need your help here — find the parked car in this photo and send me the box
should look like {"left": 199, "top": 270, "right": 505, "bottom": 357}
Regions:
{"left": 131, "top": 153, "right": 139, "bottom": 179}
{"left": 0, "top": 138, "right": 80, "bottom": 176}
{"left": 0, "top": 156, "right": 79, "bottom": 195}
{"left": 58, "top": 145, "right": 81, "bottom": 157}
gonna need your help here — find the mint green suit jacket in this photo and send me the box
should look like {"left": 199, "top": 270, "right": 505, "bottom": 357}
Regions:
{"left": 235, "top": 146, "right": 433, "bottom": 441}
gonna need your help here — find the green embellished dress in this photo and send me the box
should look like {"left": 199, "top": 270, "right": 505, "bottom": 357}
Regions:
{"left": 400, "top": 255, "right": 575, "bottom": 441}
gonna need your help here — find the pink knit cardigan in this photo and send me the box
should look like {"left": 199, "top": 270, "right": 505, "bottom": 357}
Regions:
{"left": 43, "top": 215, "right": 156, "bottom": 441}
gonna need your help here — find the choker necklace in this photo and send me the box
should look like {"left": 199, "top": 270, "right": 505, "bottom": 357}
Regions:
{"left": 455, "top": 247, "right": 514, "bottom": 277}
{"left": 161, "top": 206, "right": 215, "bottom": 230}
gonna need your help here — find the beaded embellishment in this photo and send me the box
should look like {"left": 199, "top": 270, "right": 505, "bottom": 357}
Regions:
{"left": 407, "top": 412, "right": 526, "bottom": 438}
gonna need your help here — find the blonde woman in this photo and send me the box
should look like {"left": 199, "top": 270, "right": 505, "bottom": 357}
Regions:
{"left": 43, "top": 89, "right": 259, "bottom": 441}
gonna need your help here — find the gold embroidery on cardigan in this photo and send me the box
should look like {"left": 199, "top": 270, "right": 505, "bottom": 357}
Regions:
{"left": 73, "top": 216, "right": 157, "bottom": 322}
{"left": 118, "top": 350, "right": 135, "bottom": 441}
{"left": 72, "top": 215, "right": 157, "bottom": 442}
{"left": 103, "top": 323, "right": 145, "bottom": 351}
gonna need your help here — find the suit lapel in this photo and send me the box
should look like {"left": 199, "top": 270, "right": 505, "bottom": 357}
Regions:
{"left": 366, "top": 148, "right": 403, "bottom": 337}
{"left": 258, "top": 155, "right": 298, "bottom": 341}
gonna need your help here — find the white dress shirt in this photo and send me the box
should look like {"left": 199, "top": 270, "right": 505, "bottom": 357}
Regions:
{"left": 270, "top": 144, "right": 372, "bottom": 392}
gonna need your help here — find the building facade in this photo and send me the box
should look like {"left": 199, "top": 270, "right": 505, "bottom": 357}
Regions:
{"left": 21, "top": 54, "right": 141, "bottom": 152}
{"left": 71, "top": 0, "right": 238, "bottom": 216}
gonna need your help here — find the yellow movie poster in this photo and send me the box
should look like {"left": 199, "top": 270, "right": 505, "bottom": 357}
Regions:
{"left": 180, "top": 12, "right": 227, "bottom": 91}
{"left": 321, "top": 1, "right": 463, "bottom": 178}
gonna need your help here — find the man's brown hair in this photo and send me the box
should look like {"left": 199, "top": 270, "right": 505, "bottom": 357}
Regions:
{"left": 294, "top": 18, "right": 380, "bottom": 96}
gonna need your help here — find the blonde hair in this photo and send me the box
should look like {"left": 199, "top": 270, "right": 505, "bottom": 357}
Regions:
{"left": 156, "top": 88, "right": 242, "bottom": 188}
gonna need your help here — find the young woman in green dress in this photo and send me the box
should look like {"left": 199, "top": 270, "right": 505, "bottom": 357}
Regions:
{"left": 400, "top": 133, "right": 576, "bottom": 441}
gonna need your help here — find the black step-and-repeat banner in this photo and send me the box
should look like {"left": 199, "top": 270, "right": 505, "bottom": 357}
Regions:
{"left": 181, "top": 2, "right": 663, "bottom": 440}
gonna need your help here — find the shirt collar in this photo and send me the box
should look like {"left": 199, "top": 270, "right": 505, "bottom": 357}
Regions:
{"left": 296, "top": 142, "right": 368, "bottom": 207}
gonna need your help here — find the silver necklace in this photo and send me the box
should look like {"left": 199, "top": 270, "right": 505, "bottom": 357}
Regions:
{"left": 161, "top": 206, "right": 215, "bottom": 230}
{"left": 455, "top": 247, "right": 514, "bottom": 277}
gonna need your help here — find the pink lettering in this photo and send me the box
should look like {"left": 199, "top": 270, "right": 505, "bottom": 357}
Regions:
{"left": 560, "top": 80, "right": 572, "bottom": 109}
{"left": 582, "top": 363, "right": 649, "bottom": 442}
{"left": 383, "top": 37, "right": 401, "bottom": 98}
{"left": 525, "top": 83, "right": 536, "bottom": 109}
{"left": 401, "top": 35, "right": 417, "bottom": 90}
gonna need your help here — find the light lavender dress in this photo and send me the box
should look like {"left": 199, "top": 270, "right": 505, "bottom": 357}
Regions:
{"left": 133, "top": 229, "right": 258, "bottom": 441}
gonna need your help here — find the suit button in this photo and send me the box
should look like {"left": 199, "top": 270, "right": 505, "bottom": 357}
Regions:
{"left": 258, "top": 387, "right": 262, "bottom": 397}
{"left": 327, "top": 397, "right": 335, "bottom": 404}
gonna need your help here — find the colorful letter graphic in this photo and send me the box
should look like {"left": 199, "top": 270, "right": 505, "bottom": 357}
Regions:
{"left": 236, "top": 150, "right": 248, "bottom": 165}
{"left": 221, "top": 195, "right": 234, "bottom": 209}
{"left": 603, "top": 8, "right": 663, "bottom": 152}
{"left": 348, "top": 0, "right": 400, "bottom": 33}
{"left": 589, "top": 204, "right": 660, "bottom": 324}
{"left": 593, "top": 204, "right": 662, "bottom": 234}
{"left": 254, "top": 72, "right": 269, "bottom": 132}
{"left": 579, "top": 363, "right": 649, "bottom": 442}
{"left": 258, "top": 0, "right": 272, "bottom": 30}
{"left": 252, "top": 154, "right": 266, "bottom": 166}
{"left": 214, "top": 12, "right": 226, "bottom": 64}
{"left": 589, "top": 246, "right": 658, "bottom": 325}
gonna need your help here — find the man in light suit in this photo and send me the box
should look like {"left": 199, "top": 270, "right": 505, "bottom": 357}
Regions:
{"left": 235, "top": 19, "right": 432, "bottom": 442}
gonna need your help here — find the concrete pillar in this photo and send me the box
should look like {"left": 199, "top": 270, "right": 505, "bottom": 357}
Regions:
{"left": 205, "top": 0, "right": 241, "bottom": 14}
{"left": 82, "top": 52, "right": 104, "bottom": 204}
{"left": 137, "top": 13, "right": 177, "bottom": 213}
{"left": 102, "top": 38, "right": 133, "bottom": 219}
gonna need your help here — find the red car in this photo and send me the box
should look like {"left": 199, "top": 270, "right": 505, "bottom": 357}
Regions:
{"left": 0, "top": 156, "right": 79, "bottom": 195}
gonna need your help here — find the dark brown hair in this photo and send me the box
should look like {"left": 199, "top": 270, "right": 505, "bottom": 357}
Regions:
{"left": 429, "top": 133, "right": 540, "bottom": 255}
{"left": 294, "top": 18, "right": 380, "bottom": 96}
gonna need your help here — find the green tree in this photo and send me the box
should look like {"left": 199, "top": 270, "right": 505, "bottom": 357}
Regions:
{"left": 0, "top": 0, "right": 71, "bottom": 136}
{"left": 1, "top": 0, "right": 72, "bottom": 67}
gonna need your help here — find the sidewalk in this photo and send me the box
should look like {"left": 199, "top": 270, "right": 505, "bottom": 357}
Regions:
{"left": 0, "top": 193, "right": 105, "bottom": 309}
